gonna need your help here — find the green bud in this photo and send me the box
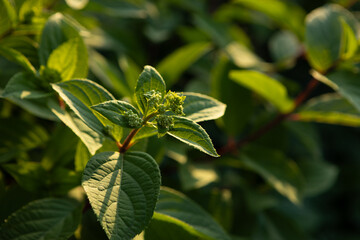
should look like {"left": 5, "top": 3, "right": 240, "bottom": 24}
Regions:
{"left": 158, "top": 104, "right": 168, "bottom": 114}
{"left": 165, "top": 91, "right": 186, "bottom": 116}
{"left": 156, "top": 115, "right": 174, "bottom": 133}
{"left": 39, "top": 66, "right": 61, "bottom": 88}
{"left": 124, "top": 110, "right": 142, "bottom": 128}
{"left": 144, "top": 90, "right": 162, "bottom": 108}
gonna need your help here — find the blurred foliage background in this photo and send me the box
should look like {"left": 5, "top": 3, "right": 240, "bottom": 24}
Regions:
{"left": 1, "top": 0, "right": 360, "bottom": 239}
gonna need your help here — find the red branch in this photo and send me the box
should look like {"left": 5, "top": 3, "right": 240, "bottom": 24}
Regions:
{"left": 219, "top": 77, "right": 319, "bottom": 155}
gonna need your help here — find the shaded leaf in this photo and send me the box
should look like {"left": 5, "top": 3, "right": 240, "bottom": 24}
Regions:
{"left": 0, "top": 46, "right": 36, "bottom": 73}
{"left": 82, "top": 151, "right": 161, "bottom": 240}
{"left": 298, "top": 160, "right": 338, "bottom": 196}
{"left": 2, "top": 72, "right": 50, "bottom": 99}
{"left": 0, "top": 198, "right": 82, "bottom": 240}
{"left": 241, "top": 146, "right": 305, "bottom": 204}
{"left": 2, "top": 162, "right": 46, "bottom": 191}
{"left": 0, "top": 117, "right": 48, "bottom": 163}
{"left": 147, "top": 187, "right": 231, "bottom": 240}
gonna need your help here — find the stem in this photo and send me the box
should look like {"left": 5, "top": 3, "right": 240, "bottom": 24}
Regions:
{"left": 119, "top": 128, "right": 141, "bottom": 153}
{"left": 118, "top": 111, "right": 159, "bottom": 153}
{"left": 235, "top": 77, "right": 319, "bottom": 150}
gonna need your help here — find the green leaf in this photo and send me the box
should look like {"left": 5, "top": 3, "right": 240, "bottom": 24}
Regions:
{"left": 89, "top": 50, "right": 132, "bottom": 97}
{"left": 82, "top": 151, "right": 161, "bottom": 240}
{"left": 340, "top": 18, "right": 358, "bottom": 60}
{"left": 269, "top": 31, "right": 302, "bottom": 64}
{"left": 48, "top": 100, "right": 103, "bottom": 155}
{"left": 295, "top": 93, "right": 360, "bottom": 127}
{"left": 181, "top": 92, "right": 226, "bottom": 122}
{"left": 322, "top": 70, "right": 360, "bottom": 113}
{"left": 0, "top": 0, "right": 17, "bottom": 37}
{"left": 2, "top": 72, "right": 50, "bottom": 99}
{"left": 240, "top": 146, "right": 305, "bottom": 204}
{"left": 233, "top": 0, "right": 305, "bottom": 37}
{"left": 51, "top": 79, "right": 120, "bottom": 138}
{"left": 135, "top": 65, "right": 166, "bottom": 115}
{"left": 298, "top": 160, "right": 338, "bottom": 197}
{"left": 305, "top": 4, "right": 360, "bottom": 72}
{"left": 19, "top": 0, "right": 45, "bottom": 22}
{"left": 2, "top": 162, "right": 47, "bottom": 191}
{"left": 0, "top": 198, "right": 82, "bottom": 240}
{"left": 0, "top": 46, "right": 36, "bottom": 73}
{"left": 132, "top": 125, "right": 158, "bottom": 142}
{"left": 41, "top": 125, "right": 78, "bottom": 170}
{"left": 47, "top": 38, "right": 88, "bottom": 81}
{"left": 146, "top": 187, "right": 231, "bottom": 240}
{"left": 211, "top": 56, "right": 253, "bottom": 136}
{"left": 75, "top": 140, "right": 91, "bottom": 172}
{"left": 91, "top": 100, "right": 141, "bottom": 128}
{"left": 167, "top": 116, "right": 219, "bottom": 157}
{"left": 179, "top": 162, "right": 219, "bottom": 191}
{"left": 229, "top": 70, "right": 294, "bottom": 113}
{"left": 157, "top": 42, "right": 212, "bottom": 87}
{"left": 39, "top": 13, "right": 86, "bottom": 65}
{"left": 0, "top": 117, "right": 48, "bottom": 163}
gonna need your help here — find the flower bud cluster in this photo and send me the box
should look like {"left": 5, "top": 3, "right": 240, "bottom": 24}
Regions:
{"left": 124, "top": 110, "right": 142, "bottom": 128}
{"left": 155, "top": 114, "right": 174, "bottom": 132}
{"left": 165, "top": 91, "right": 186, "bottom": 115}
{"left": 144, "top": 90, "right": 162, "bottom": 108}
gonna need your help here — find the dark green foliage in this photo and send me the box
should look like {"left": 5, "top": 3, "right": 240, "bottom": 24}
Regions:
{"left": 1, "top": 0, "right": 360, "bottom": 239}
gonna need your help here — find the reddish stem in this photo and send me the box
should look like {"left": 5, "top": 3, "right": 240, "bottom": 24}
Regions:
{"left": 227, "top": 77, "right": 319, "bottom": 152}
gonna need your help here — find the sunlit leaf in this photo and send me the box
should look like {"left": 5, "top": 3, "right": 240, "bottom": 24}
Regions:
{"left": 91, "top": 100, "right": 140, "bottom": 128}
{"left": 167, "top": 116, "right": 219, "bottom": 157}
{"left": 157, "top": 42, "right": 212, "bottom": 87}
{"left": 52, "top": 79, "right": 122, "bottom": 140}
{"left": 295, "top": 93, "right": 360, "bottom": 127}
{"left": 48, "top": 100, "right": 103, "bottom": 155}
{"left": 181, "top": 92, "right": 226, "bottom": 122}
{"left": 39, "top": 13, "right": 86, "bottom": 65}
{"left": 135, "top": 65, "right": 166, "bottom": 115}
{"left": 179, "top": 162, "right": 219, "bottom": 190}
{"left": 47, "top": 38, "right": 88, "bottom": 81}
{"left": 82, "top": 151, "right": 161, "bottom": 240}
{"left": 233, "top": 0, "right": 305, "bottom": 37}
{"left": 229, "top": 70, "right": 294, "bottom": 113}
{"left": 305, "top": 4, "right": 360, "bottom": 72}
{"left": 0, "top": 0, "right": 17, "bottom": 37}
